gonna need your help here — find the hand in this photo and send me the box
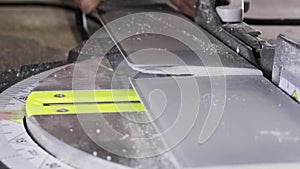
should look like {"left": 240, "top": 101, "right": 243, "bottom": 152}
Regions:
{"left": 75, "top": 0, "right": 104, "bottom": 13}
{"left": 169, "top": 0, "right": 195, "bottom": 17}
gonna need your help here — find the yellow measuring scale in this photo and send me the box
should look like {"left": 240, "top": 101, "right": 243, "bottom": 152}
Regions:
{"left": 26, "top": 89, "right": 145, "bottom": 117}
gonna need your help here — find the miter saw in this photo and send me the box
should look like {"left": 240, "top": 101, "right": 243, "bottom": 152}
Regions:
{"left": 1, "top": 0, "right": 300, "bottom": 169}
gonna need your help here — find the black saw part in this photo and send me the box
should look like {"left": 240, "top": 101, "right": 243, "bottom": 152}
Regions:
{"left": 0, "top": 61, "right": 67, "bottom": 93}
{"left": 0, "top": 161, "right": 8, "bottom": 169}
{"left": 195, "top": 0, "right": 275, "bottom": 79}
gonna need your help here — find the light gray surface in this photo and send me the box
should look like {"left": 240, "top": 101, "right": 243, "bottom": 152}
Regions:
{"left": 133, "top": 75, "right": 300, "bottom": 168}
{"left": 246, "top": 0, "right": 300, "bottom": 19}
{"left": 245, "top": 0, "right": 300, "bottom": 43}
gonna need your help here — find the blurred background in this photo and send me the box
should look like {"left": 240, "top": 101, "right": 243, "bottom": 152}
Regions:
{"left": 0, "top": 0, "right": 100, "bottom": 71}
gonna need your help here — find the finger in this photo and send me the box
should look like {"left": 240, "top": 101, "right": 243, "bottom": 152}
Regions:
{"left": 181, "top": 0, "right": 195, "bottom": 16}
{"left": 182, "top": 0, "right": 195, "bottom": 9}
{"left": 169, "top": 0, "right": 195, "bottom": 17}
{"left": 75, "top": 0, "right": 104, "bottom": 13}
{"left": 182, "top": 4, "right": 195, "bottom": 17}
{"left": 178, "top": 1, "right": 195, "bottom": 17}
